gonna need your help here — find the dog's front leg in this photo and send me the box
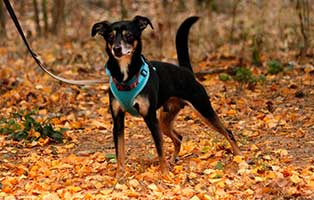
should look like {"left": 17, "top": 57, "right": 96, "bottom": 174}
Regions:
{"left": 143, "top": 111, "right": 169, "bottom": 175}
{"left": 113, "top": 111, "right": 125, "bottom": 177}
{"left": 110, "top": 97, "right": 126, "bottom": 178}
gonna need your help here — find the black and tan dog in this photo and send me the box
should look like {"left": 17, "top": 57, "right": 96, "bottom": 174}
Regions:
{"left": 91, "top": 16, "right": 241, "bottom": 176}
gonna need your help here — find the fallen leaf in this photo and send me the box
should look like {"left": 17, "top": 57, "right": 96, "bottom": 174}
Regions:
{"left": 233, "top": 155, "right": 244, "bottom": 163}
{"left": 148, "top": 183, "right": 159, "bottom": 192}
{"left": 290, "top": 174, "right": 301, "bottom": 184}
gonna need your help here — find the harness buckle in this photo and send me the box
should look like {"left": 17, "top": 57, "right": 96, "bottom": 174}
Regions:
{"left": 140, "top": 69, "right": 148, "bottom": 77}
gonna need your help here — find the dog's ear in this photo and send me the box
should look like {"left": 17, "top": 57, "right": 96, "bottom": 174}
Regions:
{"left": 91, "top": 21, "right": 111, "bottom": 37}
{"left": 133, "top": 16, "right": 153, "bottom": 31}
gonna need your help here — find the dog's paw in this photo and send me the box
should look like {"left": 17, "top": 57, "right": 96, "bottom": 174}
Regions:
{"left": 160, "top": 162, "right": 169, "bottom": 176}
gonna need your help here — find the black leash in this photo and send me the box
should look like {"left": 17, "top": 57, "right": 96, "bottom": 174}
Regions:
{"left": 3, "top": 0, "right": 105, "bottom": 85}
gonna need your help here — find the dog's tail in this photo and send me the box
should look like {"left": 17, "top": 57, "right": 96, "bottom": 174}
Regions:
{"left": 176, "top": 16, "right": 199, "bottom": 72}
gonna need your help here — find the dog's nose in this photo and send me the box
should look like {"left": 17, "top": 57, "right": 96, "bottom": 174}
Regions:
{"left": 113, "top": 45, "right": 122, "bottom": 57}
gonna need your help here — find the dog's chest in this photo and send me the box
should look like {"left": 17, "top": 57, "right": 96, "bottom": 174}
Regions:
{"left": 118, "top": 56, "right": 131, "bottom": 81}
{"left": 107, "top": 57, "right": 152, "bottom": 116}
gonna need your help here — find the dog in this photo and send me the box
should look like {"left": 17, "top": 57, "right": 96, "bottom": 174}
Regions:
{"left": 91, "top": 16, "right": 241, "bottom": 177}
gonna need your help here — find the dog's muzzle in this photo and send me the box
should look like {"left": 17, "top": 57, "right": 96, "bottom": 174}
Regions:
{"left": 113, "top": 45, "right": 123, "bottom": 57}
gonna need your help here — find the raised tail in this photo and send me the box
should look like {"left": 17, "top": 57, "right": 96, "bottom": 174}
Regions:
{"left": 176, "top": 16, "right": 199, "bottom": 72}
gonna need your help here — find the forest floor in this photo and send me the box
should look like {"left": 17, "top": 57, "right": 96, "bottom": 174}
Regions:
{"left": 0, "top": 37, "right": 314, "bottom": 199}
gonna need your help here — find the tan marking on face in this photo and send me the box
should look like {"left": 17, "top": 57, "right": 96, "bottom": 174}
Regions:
{"left": 107, "top": 30, "right": 138, "bottom": 82}
{"left": 132, "top": 40, "right": 138, "bottom": 49}
{"left": 112, "top": 98, "right": 123, "bottom": 116}
{"left": 121, "top": 31, "right": 137, "bottom": 54}
{"left": 133, "top": 95, "right": 150, "bottom": 116}
{"left": 121, "top": 40, "right": 133, "bottom": 54}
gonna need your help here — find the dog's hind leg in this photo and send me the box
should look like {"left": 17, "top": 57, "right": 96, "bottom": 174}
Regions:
{"left": 159, "top": 98, "right": 185, "bottom": 162}
{"left": 183, "top": 82, "right": 242, "bottom": 156}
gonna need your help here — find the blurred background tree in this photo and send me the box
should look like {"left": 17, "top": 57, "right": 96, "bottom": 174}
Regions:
{"left": 0, "top": 1, "right": 6, "bottom": 39}
{"left": 296, "top": 0, "right": 310, "bottom": 60}
{"left": 0, "top": 0, "right": 313, "bottom": 65}
{"left": 51, "top": 0, "right": 65, "bottom": 34}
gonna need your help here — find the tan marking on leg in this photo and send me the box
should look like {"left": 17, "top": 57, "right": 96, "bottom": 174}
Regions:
{"left": 133, "top": 95, "right": 150, "bottom": 116}
{"left": 155, "top": 130, "right": 168, "bottom": 175}
{"left": 159, "top": 98, "right": 184, "bottom": 161}
{"left": 116, "top": 132, "right": 125, "bottom": 177}
{"left": 112, "top": 99, "right": 123, "bottom": 117}
{"left": 159, "top": 155, "right": 169, "bottom": 175}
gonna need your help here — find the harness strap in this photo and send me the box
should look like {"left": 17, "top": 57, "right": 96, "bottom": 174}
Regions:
{"left": 107, "top": 57, "right": 151, "bottom": 116}
{"left": 112, "top": 72, "right": 140, "bottom": 91}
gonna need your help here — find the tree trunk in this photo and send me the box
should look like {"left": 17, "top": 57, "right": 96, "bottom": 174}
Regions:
{"left": 296, "top": 0, "right": 310, "bottom": 59}
{"left": 0, "top": 0, "right": 6, "bottom": 39}
{"left": 33, "top": 0, "right": 42, "bottom": 36}
{"left": 119, "top": 0, "right": 128, "bottom": 19}
{"left": 51, "top": 0, "right": 65, "bottom": 34}
{"left": 42, "top": 0, "right": 48, "bottom": 36}
{"left": 229, "top": 0, "right": 241, "bottom": 42}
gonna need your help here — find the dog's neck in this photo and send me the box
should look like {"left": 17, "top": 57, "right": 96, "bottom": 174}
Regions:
{"left": 106, "top": 44, "right": 143, "bottom": 83}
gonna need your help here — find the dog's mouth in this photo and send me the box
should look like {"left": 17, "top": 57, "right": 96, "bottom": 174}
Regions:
{"left": 113, "top": 50, "right": 123, "bottom": 58}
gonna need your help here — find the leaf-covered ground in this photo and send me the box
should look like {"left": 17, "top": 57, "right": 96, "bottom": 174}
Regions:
{"left": 1, "top": 37, "right": 314, "bottom": 199}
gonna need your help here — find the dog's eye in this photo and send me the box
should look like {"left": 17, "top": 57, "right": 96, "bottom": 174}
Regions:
{"left": 107, "top": 32, "right": 114, "bottom": 42}
{"left": 124, "top": 32, "right": 134, "bottom": 43}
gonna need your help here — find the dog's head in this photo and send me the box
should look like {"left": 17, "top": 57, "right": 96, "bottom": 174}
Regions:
{"left": 91, "top": 16, "right": 153, "bottom": 59}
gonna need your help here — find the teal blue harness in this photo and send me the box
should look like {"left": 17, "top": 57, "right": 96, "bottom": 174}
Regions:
{"left": 105, "top": 57, "right": 153, "bottom": 116}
